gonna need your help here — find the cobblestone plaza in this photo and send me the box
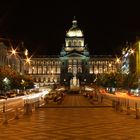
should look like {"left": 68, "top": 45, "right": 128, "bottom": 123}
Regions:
{"left": 0, "top": 94, "right": 140, "bottom": 140}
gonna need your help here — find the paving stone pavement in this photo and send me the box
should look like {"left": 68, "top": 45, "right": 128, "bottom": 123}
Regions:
{"left": 0, "top": 94, "right": 140, "bottom": 140}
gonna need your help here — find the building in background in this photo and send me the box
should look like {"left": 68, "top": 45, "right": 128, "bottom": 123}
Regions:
{"left": 1, "top": 19, "right": 140, "bottom": 89}
{"left": 0, "top": 42, "right": 9, "bottom": 67}
{"left": 121, "top": 42, "right": 135, "bottom": 74}
{"left": 120, "top": 38, "right": 140, "bottom": 76}
{"left": 0, "top": 39, "right": 29, "bottom": 74}
{"left": 133, "top": 39, "right": 140, "bottom": 76}
{"left": 27, "top": 18, "right": 120, "bottom": 88}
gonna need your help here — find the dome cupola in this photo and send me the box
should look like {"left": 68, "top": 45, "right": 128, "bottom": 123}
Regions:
{"left": 66, "top": 17, "right": 83, "bottom": 37}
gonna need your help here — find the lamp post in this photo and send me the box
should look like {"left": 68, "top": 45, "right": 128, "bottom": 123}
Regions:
{"left": 24, "top": 57, "right": 31, "bottom": 74}
{"left": 3, "top": 77, "right": 9, "bottom": 96}
{"left": 94, "top": 70, "right": 98, "bottom": 82}
{"left": 115, "top": 57, "right": 121, "bottom": 72}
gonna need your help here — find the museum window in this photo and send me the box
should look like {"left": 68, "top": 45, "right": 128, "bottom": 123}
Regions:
{"left": 68, "top": 67, "right": 72, "bottom": 73}
{"left": 79, "top": 41, "right": 81, "bottom": 46}
{"left": 68, "top": 41, "right": 71, "bottom": 46}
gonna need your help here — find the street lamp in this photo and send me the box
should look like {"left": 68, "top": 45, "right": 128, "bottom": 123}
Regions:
{"left": 11, "top": 48, "right": 16, "bottom": 55}
{"left": 25, "top": 57, "right": 31, "bottom": 64}
{"left": 21, "top": 79, "right": 25, "bottom": 91}
{"left": 115, "top": 57, "right": 121, "bottom": 72}
{"left": 8, "top": 42, "right": 31, "bottom": 74}
{"left": 9, "top": 47, "right": 19, "bottom": 70}
{"left": 24, "top": 57, "right": 31, "bottom": 74}
{"left": 3, "top": 77, "right": 10, "bottom": 96}
{"left": 9, "top": 47, "right": 27, "bottom": 73}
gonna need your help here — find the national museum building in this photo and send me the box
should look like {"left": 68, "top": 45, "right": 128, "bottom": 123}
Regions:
{"left": 27, "top": 18, "right": 119, "bottom": 88}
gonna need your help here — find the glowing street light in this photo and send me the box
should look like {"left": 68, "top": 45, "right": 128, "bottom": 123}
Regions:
{"left": 11, "top": 49, "right": 16, "bottom": 55}
{"left": 130, "top": 49, "right": 134, "bottom": 54}
{"left": 10, "top": 47, "right": 18, "bottom": 56}
{"left": 25, "top": 57, "right": 31, "bottom": 64}
{"left": 3, "top": 77, "right": 9, "bottom": 84}
{"left": 24, "top": 49, "right": 28, "bottom": 57}
{"left": 116, "top": 57, "right": 120, "bottom": 63}
{"left": 3, "top": 77, "right": 10, "bottom": 92}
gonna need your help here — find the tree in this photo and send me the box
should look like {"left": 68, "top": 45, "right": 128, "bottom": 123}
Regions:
{"left": 0, "top": 66, "right": 34, "bottom": 92}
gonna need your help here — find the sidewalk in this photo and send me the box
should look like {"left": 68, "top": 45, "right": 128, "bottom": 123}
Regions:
{"left": 0, "top": 94, "right": 140, "bottom": 140}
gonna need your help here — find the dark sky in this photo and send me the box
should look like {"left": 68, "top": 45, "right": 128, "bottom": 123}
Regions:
{"left": 0, "top": 1, "right": 140, "bottom": 55}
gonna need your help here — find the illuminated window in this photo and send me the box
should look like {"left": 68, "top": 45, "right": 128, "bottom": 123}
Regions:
{"left": 74, "top": 41, "right": 76, "bottom": 46}
{"left": 78, "top": 67, "right": 82, "bottom": 72}
{"left": 68, "top": 67, "right": 72, "bottom": 72}
{"left": 79, "top": 41, "right": 81, "bottom": 46}
{"left": 38, "top": 66, "right": 42, "bottom": 74}
{"left": 68, "top": 41, "right": 71, "bottom": 46}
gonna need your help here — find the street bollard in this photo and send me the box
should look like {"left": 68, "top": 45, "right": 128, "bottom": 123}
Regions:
{"left": 135, "top": 102, "right": 139, "bottom": 119}
{"left": 114, "top": 101, "right": 117, "bottom": 111}
{"left": 124, "top": 99, "right": 127, "bottom": 107}
{"left": 3, "top": 112, "right": 8, "bottom": 124}
{"left": 101, "top": 96, "right": 103, "bottom": 104}
{"left": 2, "top": 102, "right": 8, "bottom": 124}
{"left": 3, "top": 102, "right": 6, "bottom": 113}
{"left": 24, "top": 103, "right": 32, "bottom": 115}
{"left": 136, "top": 109, "right": 139, "bottom": 119}
{"left": 126, "top": 105, "right": 130, "bottom": 115}
{"left": 28, "top": 103, "right": 32, "bottom": 114}
{"left": 15, "top": 108, "right": 19, "bottom": 119}
{"left": 32, "top": 103, "right": 35, "bottom": 111}
{"left": 35, "top": 100, "right": 40, "bottom": 109}
{"left": 112, "top": 100, "right": 115, "bottom": 108}
{"left": 115, "top": 100, "right": 120, "bottom": 111}
{"left": 119, "top": 102, "right": 123, "bottom": 112}
{"left": 114, "top": 100, "right": 118, "bottom": 111}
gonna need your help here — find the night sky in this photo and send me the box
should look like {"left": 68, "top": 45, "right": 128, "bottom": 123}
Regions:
{"left": 0, "top": 1, "right": 140, "bottom": 56}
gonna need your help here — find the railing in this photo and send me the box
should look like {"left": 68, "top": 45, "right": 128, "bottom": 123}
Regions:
{"left": 0, "top": 93, "right": 45, "bottom": 125}
{"left": 83, "top": 88, "right": 140, "bottom": 119}
{"left": 98, "top": 92, "right": 140, "bottom": 119}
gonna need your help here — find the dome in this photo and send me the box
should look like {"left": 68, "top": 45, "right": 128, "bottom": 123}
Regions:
{"left": 66, "top": 19, "right": 83, "bottom": 37}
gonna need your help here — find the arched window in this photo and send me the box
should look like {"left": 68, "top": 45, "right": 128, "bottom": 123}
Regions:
{"left": 68, "top": 41, "right": 71, "bottom": 46}
{"left": 74, "top": 41, "right": 76, "bottom": 46}
{"left": 68, "top": 67, "right": 72, "bottom": 73}
{"left": 78, "top": 67, "right": 82, "bottom": 73}
{"left": 43, "top": 77, "right": 46, "bottom": 82}
{"left": 48, "top": 78, "right": 50, "bottom": 82}
{"left": 79, "top": 41, "right": 81, "bottom": 46}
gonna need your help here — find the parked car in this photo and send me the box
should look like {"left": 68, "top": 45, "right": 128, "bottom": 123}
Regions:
{"left": 0, "top": 94, "right": 7, "bottom": 99}
{"left": 6, "top": 92, "right": 16, "bottom": 98}
{"left": 16, "top": 92, "right": 26, "bottom": 96}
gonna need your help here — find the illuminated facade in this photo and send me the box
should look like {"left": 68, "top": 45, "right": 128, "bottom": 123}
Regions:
{"left": 121, "top": 40, "right": 140, "bottom": 75}
{"left": 27, "top": 18, "right": 119, "bottom": 87}
{"left": 121, "top": 42, "right": 134, "bottom": 74}
{"left": 133, "top": 40, "right": 140, "bottom": 76}
{"left": 0, "top": 42, "right": 21, "bottom": 72}
{"left": 0, "top": 42, "right": 8, "bottom": 67}
{"left": 0, "top": 40, "right": 29, "bottom": 74}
